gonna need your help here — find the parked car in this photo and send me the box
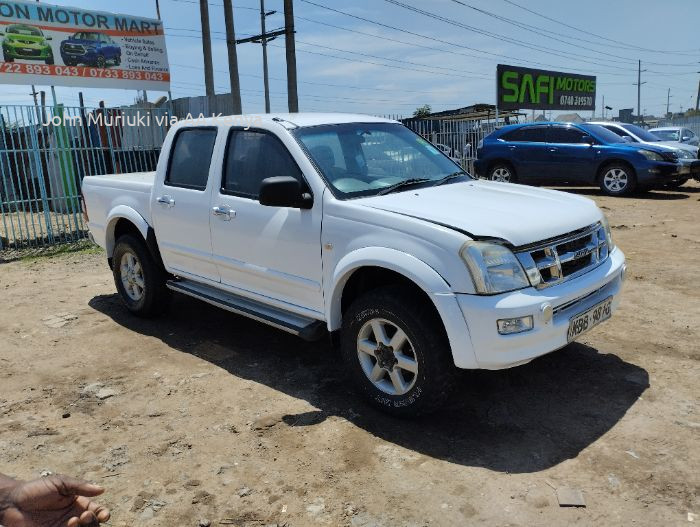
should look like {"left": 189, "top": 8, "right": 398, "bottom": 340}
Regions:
{"left": 2, "top": 24, "right": 53, "bottom": 65}
{"left": 474, "top": 122, "right": 700, "bottom": 196}
{"left": 60, "top": 31, "right": 121, "bottom": 68}
{"left": 648, "top": 126, "right": 699, "bottom": 147}
{"left": 590, "top": 121, "right": 698, "bottom": 158}
{"left": 82, "top": 114, "right": 626, "bottom": 416}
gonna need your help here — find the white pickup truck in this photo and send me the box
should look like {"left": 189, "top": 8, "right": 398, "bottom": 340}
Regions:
{"left": 82, "top": 113, "right": 626, "bottom": 415}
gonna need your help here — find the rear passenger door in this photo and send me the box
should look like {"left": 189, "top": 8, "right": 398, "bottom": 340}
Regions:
{"left": 209, "top": 128, "right": 324, "bottom": 313}
{"left": 500, "top": 125, "right": 550, "bottom": 181}
{"left": 546, "top": 125, "right": 596, "bottom": 183}
{"left": 151, "top": 127, "right": 220, "bottom": 282}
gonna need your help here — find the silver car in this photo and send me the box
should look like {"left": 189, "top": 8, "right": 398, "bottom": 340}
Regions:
{"left": 648, "top": 126, "right": 699, "bottom": 147}
{"left": 590, "top": 121, "right": 699, "bottom": 158}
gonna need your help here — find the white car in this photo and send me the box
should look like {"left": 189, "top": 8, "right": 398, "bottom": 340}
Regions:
{"left": 591, "top": 121, "right": 698, "bottom": 158}
{"left": 82, "top": 113, "right": 626, "bottom": 416}
{"left": 648, "top": 126, "right": 699, "bottom": 148}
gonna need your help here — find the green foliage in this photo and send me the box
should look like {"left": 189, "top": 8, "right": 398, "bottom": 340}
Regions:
{"left": 413, "top": 104, "right": 432, "bottom": 118}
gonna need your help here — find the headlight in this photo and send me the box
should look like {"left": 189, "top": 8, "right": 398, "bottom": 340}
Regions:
{"left": 601, "top": 214, "right": 615, "bottom": 251}
{"left": 676, "top": 149, "right": 693, "bottom": 159}
{"left": 460, "top": 241, "right": 530, "bottom": 294}
{"left": 637, "top": 149, "right": 664, "bottom": 161}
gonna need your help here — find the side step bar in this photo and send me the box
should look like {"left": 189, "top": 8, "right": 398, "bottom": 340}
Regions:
{"left": 166, "top": 279, "right": 326, "bottom": 341}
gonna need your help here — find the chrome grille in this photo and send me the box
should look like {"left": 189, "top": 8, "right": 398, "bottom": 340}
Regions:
{"left": 516, "top": 223, "right": 609, "bottom": 289}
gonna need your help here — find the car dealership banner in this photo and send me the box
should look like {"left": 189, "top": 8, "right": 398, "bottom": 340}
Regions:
{"left": 0, "top": 0, "right": 170, "bottom": 91}
{"left": 497, "top": 64, "right": 596, "bottom": 112}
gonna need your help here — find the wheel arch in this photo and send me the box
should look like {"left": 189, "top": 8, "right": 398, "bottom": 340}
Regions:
{"left": 486, "top": 159, "right": 517, "bottom": 178}
{"left": 327, "top": 247, "right": 452, "bottom": 332}
{"left": 596, "top": 158, "right": 636, "bottom": 181}
{"left": 105, "top": 207, "right": 164, "bottom": 272}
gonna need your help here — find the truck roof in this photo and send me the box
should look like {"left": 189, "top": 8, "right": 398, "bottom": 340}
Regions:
{"left": 173, "top": 113, "right": 398, "bottom": 129}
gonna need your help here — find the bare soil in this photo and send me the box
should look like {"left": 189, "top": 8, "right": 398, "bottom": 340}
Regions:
{"left": 1, "top": 182, "right": 699, "bottom": 526}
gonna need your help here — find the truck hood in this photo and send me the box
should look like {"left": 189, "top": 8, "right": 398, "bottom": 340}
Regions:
{"left": 356, "top": 180, "right": 602, "bottom": 247}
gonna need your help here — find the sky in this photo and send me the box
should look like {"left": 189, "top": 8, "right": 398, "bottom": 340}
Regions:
{"left": 1, "top": 0, "right": 699, "bottom": 118}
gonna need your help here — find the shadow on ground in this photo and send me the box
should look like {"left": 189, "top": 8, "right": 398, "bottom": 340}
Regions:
{"left": 89, "top": 292, "right": 648, "bottom": 474}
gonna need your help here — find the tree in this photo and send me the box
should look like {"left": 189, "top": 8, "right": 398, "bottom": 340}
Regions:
{"left": 413, "top": 104, "right": 432, "bottom": 118}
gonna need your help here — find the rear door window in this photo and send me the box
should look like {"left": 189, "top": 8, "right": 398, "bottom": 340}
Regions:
{"left": 166, "top": 128, "right": 218, "bottom": 190}
{"left": 501, "top": 126, "right": 547, "bottom": 143}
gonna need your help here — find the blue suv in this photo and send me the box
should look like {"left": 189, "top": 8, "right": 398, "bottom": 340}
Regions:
{"left": 60, "top": 31, "right": 121, "bottom": 68}
{"left": 474, "top": 122, "right": 696, "bottom": 196}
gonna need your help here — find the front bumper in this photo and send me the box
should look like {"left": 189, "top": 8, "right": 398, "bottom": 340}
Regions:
{"left": 447, "top": 247, "right": 625, "bottom": 370}
{"left": 4, "top": 43, "right": 52, "bottom": 60}
{"left": 639, "top": 160, "right": 700, "bottom": 185}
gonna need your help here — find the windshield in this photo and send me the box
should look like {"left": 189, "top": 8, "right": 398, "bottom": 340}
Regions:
{"left": 621, "top": 123, "right": 661, "bottom": 142}
{"left": 650, "top": 129, "right": 680, "bottom": 141}
{"left": 580, "top": 124, "right": 627, "bottom": 144}
{"left": 294, "top": 123, "right": 469, "bottom": 198}
{"left": 7, "top": 25, "right": 42, "bottom": 36}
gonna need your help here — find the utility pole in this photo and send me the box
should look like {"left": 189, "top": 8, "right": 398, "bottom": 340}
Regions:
{"left": 223, "top": 0, "right": 242, "bottom": 114}
{"left": 636, "top": 60, "right": 647, "bottom": 124}
{"left": 666, "top": 88, "right": 672, "bottom": 117}
{"left": 260, "top": 0, "right": 271, "bottom": 112}
{"left": 199, "top": 0, "right": 215, "bottom": 97}
{"left": 602, "top": 95, "right": 605, "bottom": 119}
{"left": 236, "top": 8, "right": 285, "bottom": 112}
{"left": 284, "top": 0, "right": 298, "bottom": 112}
{"left": 695, "top": 77, "right": 700, "bottom": 112}
{"left": 155, "top": 0, "right": 161, "bottom": 19}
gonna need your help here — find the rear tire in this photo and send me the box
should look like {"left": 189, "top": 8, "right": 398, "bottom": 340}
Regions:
{"left": 599, "top": 163, "right": 637, "bottom": 196}
{"left": 112, "top": 234, "right": 169, "bottom": 317}
{"left": 95, "top": 55, "right": 106, "bottom": 68}
{"left": 340, "top": 286, "right": 457, "bottom": 417}
{"left": 488, "top": 162, "right": 516, "bottom": 183}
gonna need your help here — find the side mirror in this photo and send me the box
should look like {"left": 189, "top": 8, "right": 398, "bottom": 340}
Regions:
{"left": 46, "top": 36, "right": 52, "bottom": 41}
{"left": 259, "top": 176, "right": 313, "bottom": 209}
{"left": 682, "top": 136, "right": 691, "bottom": 142}
{"left": 581, "top": 135, "right": 595, "bottom": 145}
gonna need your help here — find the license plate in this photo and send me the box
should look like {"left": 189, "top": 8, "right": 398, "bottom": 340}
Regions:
{"left": 567, "top": 297, "right": 612, "bottom": 342}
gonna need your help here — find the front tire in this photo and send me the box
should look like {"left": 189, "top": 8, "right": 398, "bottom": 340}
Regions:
{"left": 599, "top": 163, "right": 637, "bottom": 196}
{"left": 112, "top": 234, "right": 169, "bottom": 317}
{"left": 95, "top": 55, "right": 106, "bottom": 68}
{"left": 341, "top": 286, "right": 456, "bottom": 417}
{"left": 488, "top": 163, "right": 516, "bottom": 183}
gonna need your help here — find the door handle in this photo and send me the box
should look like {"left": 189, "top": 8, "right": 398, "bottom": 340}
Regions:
{"left": 212, "top": 206, "right": 234, "bottom": 221}
{"left": 548, "top": 147, "right": 558, "bottom": 152}
{"left": 508, "top": 145, "right": 517, "bottom": 150}
{"left": 156, "top": 195, "right": 175, "bottom": 207}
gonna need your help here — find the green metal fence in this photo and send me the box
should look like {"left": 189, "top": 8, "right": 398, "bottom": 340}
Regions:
{"left": 0, "top": 104, "right": 170, "bottom": 250}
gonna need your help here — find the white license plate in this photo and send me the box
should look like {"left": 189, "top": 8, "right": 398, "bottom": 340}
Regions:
{"left": 567, "top": 297, "right": 613, "bottom": 342}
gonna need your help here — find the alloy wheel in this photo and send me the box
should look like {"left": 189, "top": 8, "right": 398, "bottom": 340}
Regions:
{"left": 603, "top": 168, "right": 628, "bottom": 193}
{"left": 491, "top": 167, "right": 511, "bottom": 182}
{"left": 357, "top": 318, "right": 419, "bottom": 396}
{"left": 120, "top": 251, "right": 145, "bottom": 301}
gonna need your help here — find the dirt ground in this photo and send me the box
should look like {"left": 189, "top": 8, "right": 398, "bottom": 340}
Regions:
{"left": 1, "top": 182, "right": 698, "bottom": 526}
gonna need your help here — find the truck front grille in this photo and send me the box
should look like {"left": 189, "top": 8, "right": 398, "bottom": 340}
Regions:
{"left": 516, "top": 223, "right": 609, "bottom": 289}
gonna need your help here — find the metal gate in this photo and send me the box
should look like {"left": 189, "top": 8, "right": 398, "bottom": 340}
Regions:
{"left": 0, "top": 104, "right": 169, "bottom": 250}
{"left": 402, "top": 118, "right": 497, "bottom": 175}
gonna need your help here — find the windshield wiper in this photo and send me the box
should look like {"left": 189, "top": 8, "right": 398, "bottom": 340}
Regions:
{"left": 434, "top": 171, "right": 469, "bottom": 186}
{"left": 377, "top": 177, "right": 432, "bottom": 195}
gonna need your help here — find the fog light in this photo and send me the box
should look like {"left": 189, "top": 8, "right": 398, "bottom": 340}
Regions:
{"left": 497, "top": 316, "right": 534, "bottom": 335}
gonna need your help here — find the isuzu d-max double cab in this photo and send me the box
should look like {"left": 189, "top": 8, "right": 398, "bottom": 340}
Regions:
{"left": 82, "top": 114, "right": 626, "bottom": 415}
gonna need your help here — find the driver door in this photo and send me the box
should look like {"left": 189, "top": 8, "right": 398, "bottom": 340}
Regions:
{"left": 209, "top": 128, "right": 324, "bottom": 313}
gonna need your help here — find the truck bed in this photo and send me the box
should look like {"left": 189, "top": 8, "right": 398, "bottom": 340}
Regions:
{"left": 82, "top": 172, "right": 156, "bottom": 249}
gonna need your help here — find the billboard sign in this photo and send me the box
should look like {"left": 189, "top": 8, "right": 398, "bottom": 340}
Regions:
{"left": 0, "top": 0, "right": 169, "bottom": 91}
{"left": 497, "top": 64, "right": 596, "bottom": 112}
